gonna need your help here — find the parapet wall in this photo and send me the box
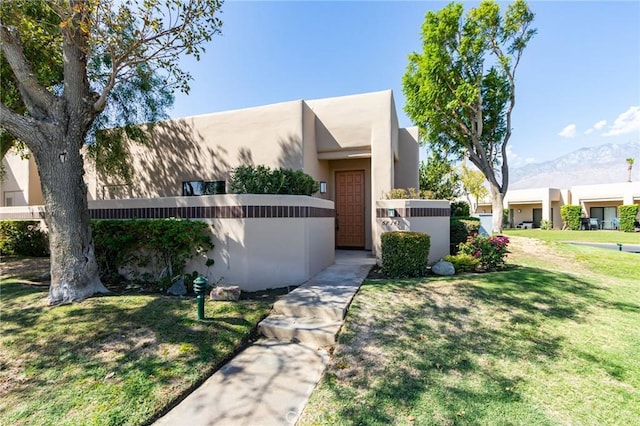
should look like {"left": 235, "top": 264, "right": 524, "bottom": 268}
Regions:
{"left": 375, "top": 199, "right": 451, "bottom": 264}
{"left": 1, "top": 195, "right": 336, "bottom": 292}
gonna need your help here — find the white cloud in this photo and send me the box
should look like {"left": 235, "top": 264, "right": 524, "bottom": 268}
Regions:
{"left": 584, "top": 128, "right": 594, "bottom": 135}
{"left": 506, "top": 146, "right": 535, "bottom": 167}
{"left": 603, "top": 106, "right": 640, "bottom": 136}
{"left": 558, "top": 124, "right": 577, "bottom": 138}
{"left": 593, "top": 120, "right": 607, "bottom": 130}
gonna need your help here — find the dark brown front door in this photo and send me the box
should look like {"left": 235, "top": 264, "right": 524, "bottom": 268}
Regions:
{"left": 335, "top": 170, "right": 365, "bottom": 248}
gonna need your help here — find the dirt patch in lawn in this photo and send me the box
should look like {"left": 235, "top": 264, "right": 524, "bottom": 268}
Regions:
{"left": 506, "top": 235, "right": 574, "bottom": 271}
{"left": 1, "top": 257, "right": 50, "bottom": 283}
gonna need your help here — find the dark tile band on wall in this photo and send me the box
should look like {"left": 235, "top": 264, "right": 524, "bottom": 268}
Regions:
{"left": 376, "top": 207, "right": 451, "bottom": 218}
{"left": 88, "top": 205, "right": 336, "bottom": 220}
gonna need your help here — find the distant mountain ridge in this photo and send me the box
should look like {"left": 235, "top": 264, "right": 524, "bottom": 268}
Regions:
{"left": 509, "top": 141, "right": 640, "bottom": 190}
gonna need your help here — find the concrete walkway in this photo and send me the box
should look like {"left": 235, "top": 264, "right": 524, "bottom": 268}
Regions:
{"left": 154, "top": 250, "right": 375, "bottom": 426}
{"left": 565, "top": 241, "right": 640, "bottom": 253}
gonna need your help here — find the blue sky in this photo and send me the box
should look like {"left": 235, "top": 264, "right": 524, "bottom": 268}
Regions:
{"left": 169, "top": 0, "right": 640, "bottom": 166}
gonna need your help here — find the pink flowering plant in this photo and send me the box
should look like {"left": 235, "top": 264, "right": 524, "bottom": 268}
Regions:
{"left": 458, "top": 234, "right": 510, "bottom": 271}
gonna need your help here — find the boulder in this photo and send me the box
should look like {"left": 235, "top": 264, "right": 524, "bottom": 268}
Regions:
{"left": 210, "top": 286, "right": 241, "bottom": 301}
{"left": 432, "top": 261, "right": 455, "bottom": 276}
{"left": 167, "top": 278, "right": 187, "bottom": 296}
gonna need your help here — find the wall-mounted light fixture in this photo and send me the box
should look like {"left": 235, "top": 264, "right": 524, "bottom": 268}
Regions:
{"left": 387, "top": 208, "right": 396, "bottom": 217}
{"left": 517, "top": 209, "right": 522, "bottom": 213}
{"left": 59, "top": 151, "right": 67, "bottom": 163}
{"left": 319, "top": 181, "right": 327, "bottom": 194}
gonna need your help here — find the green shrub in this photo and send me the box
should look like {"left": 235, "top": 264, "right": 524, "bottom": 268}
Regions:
{"left": 443, "top": 253, "right": 480, "bottom": 273}
{"left": 450, "top": 201, "right": 470, "bottom": 217}
{"left": 618, "top": 204, "right": 639, "bottom": 232}
{"left": 381, "top": 231, "right": 430, "bottom": 278}
{"left": 561, "top": 205, "right": 583, "bottom": 230}
{"left": 384, "top": 188, "right": 426, "bottom": 199}
{"left": 229, "top": 165, "right": 319, "bottom": 195}
{"left": 540, "top": 219, "right": 553, "bottom": 230}
{"left": 92, "top": 219, "right": 214, "bottom": 290}
{"left": 459, "top": 234, "right": 509, "bottom": 271}
{"left": 0, "top": 220, "right": 49, "bottom": 257}
{"left": 450, "top": 217, "right": 480, "bottom": 253}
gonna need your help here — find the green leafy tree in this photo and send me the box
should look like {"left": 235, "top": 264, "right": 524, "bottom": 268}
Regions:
{"left": 460, "top": 162, "right": 488, "bottom": 213}
{"left": 403, "top": 0, "right": 536, "bottom": 232}
{"left": 419, "top": 149, "right": 461, "bottom": 200}
{"left": 0, "top": 0, "right": 223, "bottom": 305}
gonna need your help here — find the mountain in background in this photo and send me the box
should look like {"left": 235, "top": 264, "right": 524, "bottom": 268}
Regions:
{"left": 509, "top": 141, "right": 640, "bottom": 190}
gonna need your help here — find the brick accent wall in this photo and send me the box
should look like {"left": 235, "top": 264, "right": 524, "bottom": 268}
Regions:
{"left": 376, "top": 207, "right": 450, "bottom": 218}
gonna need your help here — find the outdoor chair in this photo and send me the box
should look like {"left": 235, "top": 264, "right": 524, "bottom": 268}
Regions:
{"left": 589, "top": 218, "right": 599, "bottom": 230}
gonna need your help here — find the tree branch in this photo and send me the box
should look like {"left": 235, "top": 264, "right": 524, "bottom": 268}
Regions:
{"left": 0, "top": 24, "right": 57, "bottom": 119}
{"left": 0, "top": 103, "right": 37, "bottom": 144}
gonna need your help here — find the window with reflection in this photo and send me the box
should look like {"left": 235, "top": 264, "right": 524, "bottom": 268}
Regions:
{"left": 182, "top": 181, "right": 225, "bottom": 196}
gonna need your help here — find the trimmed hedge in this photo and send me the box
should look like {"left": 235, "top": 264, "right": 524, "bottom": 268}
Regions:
{"left": 450, "top": 217, "right": 480, "bottom": 253}
{"left": 618, "top": 204, "right": 639, "bottom": 232}
{"left": 0, "top": 220, "right": 49, "bottom": 257}
{"left": 381, "top": 231, "right": 430, "bottom": 278}
{"left": 561, "top": 205, "right": 583, "bottom": 230}
{"left": 229, "top": 165, "right": 319, "bottom": 195}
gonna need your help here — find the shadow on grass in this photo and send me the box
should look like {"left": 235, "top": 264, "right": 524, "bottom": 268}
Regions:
{"left": 319, "top": 265, "right": 606, "bottom": 425}
{"left": 0, "top": 281, "right": 271, "bottom": 424}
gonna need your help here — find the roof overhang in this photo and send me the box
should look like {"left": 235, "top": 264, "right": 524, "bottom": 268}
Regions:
{"left": 317, "top": 148, "right": 371, "bottom": 160}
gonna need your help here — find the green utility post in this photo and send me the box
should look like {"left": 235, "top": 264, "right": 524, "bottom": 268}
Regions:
{"left": 193, "top": 276, "right": 208, "bottom": 320}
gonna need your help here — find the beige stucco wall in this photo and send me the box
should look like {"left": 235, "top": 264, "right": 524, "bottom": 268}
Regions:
{"left": 394, "top": 127, "right": 420, "bottom": 190}
{"left": 375, "top": 199, "right": 450, "bottom": 264}
{"left": 95, "top": 100, "right": 305, "bottom": 199}
{"left": 306, "top": 90, "right": 393, "bottom": 155}
{"left": 302, "top": 102, "right": 331, "bottom": 201}
{"left": 1, "top": 151, "right": 30, "bottom": 206}
{"left": 28, "top": 157, "right": 44, "bottom": 205}
{"left": 88, "top": 194, "right": 335, "bottom": 291}
{"left": 570, "top": 182, "right": 639, "bottom": 208}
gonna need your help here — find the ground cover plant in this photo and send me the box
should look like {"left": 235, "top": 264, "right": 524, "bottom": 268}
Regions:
{"left": 300, "top": 236, "right": 640, "bottom": 425}
{"left": 0, "top": 264, "right": 272, "bottom": 426}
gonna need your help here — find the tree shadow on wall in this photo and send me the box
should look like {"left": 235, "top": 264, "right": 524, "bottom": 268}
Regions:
{"left": 277, "top": 134, "right": 303, "bottom": 170}
{"left": 99, "top": 120, "right": 308, "bottom": 197}
{"left": 121, "top": 119, "right": 233, "bottom": 197}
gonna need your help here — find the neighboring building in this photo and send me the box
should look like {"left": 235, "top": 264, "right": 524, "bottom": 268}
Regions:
{"left": 2, "top": 90, "right": 423, "bottom": 252}
{"left": 477, "top": 182, "right": 640, "bottom": 229}
{"left": 0, "top": 151, "right": 43, "bottom": 207}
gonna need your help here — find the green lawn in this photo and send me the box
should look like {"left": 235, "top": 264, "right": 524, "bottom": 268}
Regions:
{"left": 300, "top": 237, "right": 640, "bottom": 425}
{"left": 504, "top": 228, "right": 640, "bottom": 244}
{"left": 0, "top": 279, "right": 272, "bottom": 425}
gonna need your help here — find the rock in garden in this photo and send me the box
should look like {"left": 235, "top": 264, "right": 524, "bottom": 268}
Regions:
{"left": 167, "top": 278, "right": 187, "bottom": 296}
{"left": 432, "top": 261, "right": 455, "bottom": 276}
{"left": 210, "top": 286, "right": 241, "bottom": 301}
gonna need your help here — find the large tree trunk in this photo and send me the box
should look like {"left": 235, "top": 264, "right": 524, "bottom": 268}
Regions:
{"left": 32, "top": 136, "right": 108, "bottom": 305}
{"left": 489, "top": 183, "right": 505, "bottom": 234}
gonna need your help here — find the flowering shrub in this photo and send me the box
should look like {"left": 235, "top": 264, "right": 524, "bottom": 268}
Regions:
{"left": 458, "top": 234, "right": 509, "bottom": 271}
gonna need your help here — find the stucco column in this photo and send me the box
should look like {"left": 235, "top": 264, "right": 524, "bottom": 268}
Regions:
{"left": 542, "top": 191, "right": 551, "bottom": 223}
{"left": 370, "top": 128, "right": 394, "bottom": 257}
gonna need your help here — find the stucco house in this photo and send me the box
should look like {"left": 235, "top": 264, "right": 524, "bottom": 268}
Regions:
{"left": 1, "top": 90, "right": 452, "bottom": 290}
{"left": 477, "top": 182, "right": 640, "bottom": 229}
